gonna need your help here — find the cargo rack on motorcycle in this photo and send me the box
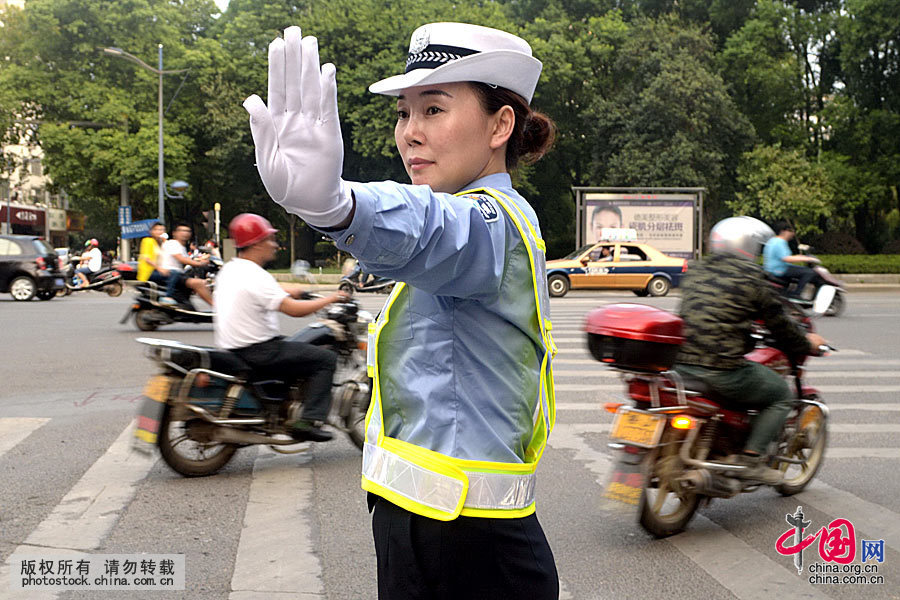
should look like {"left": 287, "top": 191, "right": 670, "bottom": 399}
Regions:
{"left": 135, "top": 337, "right": 276, "bottom": 427}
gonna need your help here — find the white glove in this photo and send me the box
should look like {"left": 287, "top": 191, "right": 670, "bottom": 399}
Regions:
{"left": 243, "top": 26, "right": 353, "bottom": 227}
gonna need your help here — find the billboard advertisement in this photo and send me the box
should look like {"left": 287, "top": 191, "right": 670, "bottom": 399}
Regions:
{"left": 581, "top": 193, "right": 698, "bottom": 259}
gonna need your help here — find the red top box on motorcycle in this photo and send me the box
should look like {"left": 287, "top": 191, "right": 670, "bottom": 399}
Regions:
{"left": 584, "top": 303, "right": 684, "bottom": 372}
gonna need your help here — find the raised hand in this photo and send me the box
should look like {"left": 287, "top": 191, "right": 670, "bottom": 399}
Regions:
{"left": 243, "top": 26, "right": 352, "bottom": 227}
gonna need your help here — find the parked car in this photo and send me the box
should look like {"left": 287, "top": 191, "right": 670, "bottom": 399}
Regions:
{"left": 546, "top": 240, "right": 687, "bottom": 297}
{"left": 0, "top": 235, "right": 66, "bottom": 301}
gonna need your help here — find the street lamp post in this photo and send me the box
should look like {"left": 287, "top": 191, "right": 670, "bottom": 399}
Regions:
{"left": 103, "top": 45, "right": 188, "bottom": 224}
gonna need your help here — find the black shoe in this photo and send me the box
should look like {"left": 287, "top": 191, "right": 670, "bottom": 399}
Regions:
{"left": 289, "top": 420, "right": 334, "bottom": 442}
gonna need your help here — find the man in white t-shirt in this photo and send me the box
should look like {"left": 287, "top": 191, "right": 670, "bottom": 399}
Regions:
{"left": 214, "top": 213, "right": 348, "bottom": 442}
{"left": 159, "top": 223, "right": 214, "bottom": 307}
{"left": 74, "top": 238, "right": 103, "bottom": 287}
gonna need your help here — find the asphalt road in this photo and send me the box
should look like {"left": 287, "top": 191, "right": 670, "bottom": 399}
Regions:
{"left": 1, "top": 288, "right": 898, "bottom": 599}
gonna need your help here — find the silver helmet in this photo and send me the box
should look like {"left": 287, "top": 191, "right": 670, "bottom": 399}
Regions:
{"left": 709, "top": 216, "right": 774, "bottom": 260}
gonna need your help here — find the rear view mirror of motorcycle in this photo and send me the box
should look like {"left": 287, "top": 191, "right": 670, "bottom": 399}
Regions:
{"left": 812, "top": 285, "right": 837, "bottom": 316}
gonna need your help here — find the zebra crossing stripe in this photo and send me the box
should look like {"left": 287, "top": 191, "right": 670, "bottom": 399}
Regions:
{"left": 0, "top": 422, "right": 156, "bottom": 597}
{"left": 0, "top": 417, "right": 48, "bottom": 458}
{"left": 552, "top": 369, "right": 899, "bottom": 379}
{"left": 21, "top": 423, "right": 156, "bottom": 550}
{"left": 230, "top": 446, "right": 325, "bottom": 599}
{"left": 554, "top": 383, "right": 900, "bottom": 393}
{"left": 556, "top": 402, "right": 900, "bottom": 412}
{"left": 668, "top": 515, "right": 830, "bottom": 600}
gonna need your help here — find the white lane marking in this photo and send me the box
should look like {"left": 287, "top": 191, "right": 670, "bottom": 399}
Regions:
{"left": 548, "top": 423, "right": 895, "bottom": 600}
{"left": 553, "top": 370, "right": 619, "bottom": 378}
{"left": 548, "top": 423, "right": 827, "bottom": 599}
{"left": 829, "top": 424, "right": 900, "bottom": 433}
{"left": 825, "top": 447, "right": 900, "bottom": 459}
{"left": 799, "top": 480, "right": 900, "bottom": 555}
{"left": 551, "top": 370, "right": 899, "bottom": 379}
{"left": 555, "top": 383, "right": 900, "bottom": 393}
{"left": 0, "top": 422, "right": 156, "bottom": 597}
{"left": 547, "top": 424, "right": 611, "bottom": 484}
{"left": 667, "top": 515, "right": 829, "bottom": 600}
{"left": 0, "top": 417, "right": 49, "bottom": 457}
{"left": 553, "top": 358, "right": 603, "bottom": 365}
{"left": 230, "top": 446, "right": 324, "bottom": 599}
{"left": 556, "top": 402, "right": 900, "bottom": 412}
{"left": 553, "top": 357, "right": 900, "bottom": 368}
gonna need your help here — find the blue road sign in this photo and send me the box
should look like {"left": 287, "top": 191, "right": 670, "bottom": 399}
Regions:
{"left": 118, "top": 206, "right": 132, "bottom": 226}
{"left": 121, "top": 218, "right": 157, "bottom": 239}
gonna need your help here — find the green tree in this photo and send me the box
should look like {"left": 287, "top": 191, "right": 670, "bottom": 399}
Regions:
{"left": 729, "top": 144, "right": 833, "bottom": 237}
{"left": 589, "top": 16, "right": 753, "bottom": 223}
{"left": 0, "top": 0, "right": 218, "bottom": 232}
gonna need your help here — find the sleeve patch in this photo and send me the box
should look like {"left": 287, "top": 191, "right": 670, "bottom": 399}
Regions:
{"left": 463, "top": 194, "right": 499, "bottom": 223}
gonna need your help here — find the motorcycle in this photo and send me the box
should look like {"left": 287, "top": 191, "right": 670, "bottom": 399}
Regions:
{"left": 770, "top": 245, "right": 847, "bottom": 317}
{"left": 120, "top": 256, "right": 221, "bottom": 331}
{"left": 338, "top": 261, "right": 395, "bottom": 296}
{"left": 61, "top": 265, "right": 124, "bottom": 297}
{"left": 587, "top": 288, "right": 835, "bottom": 538}
{"left": 132, "top": 299, "right": 373, "bottom": 477}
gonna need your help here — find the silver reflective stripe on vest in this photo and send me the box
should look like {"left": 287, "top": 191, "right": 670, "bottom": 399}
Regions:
{"left": 362, "top": 443, "right": 537, "bottom": 511}
{"left": 465, "top": 470, "right": 536, "bottom": 510}
{"left": 363, "top": 443, "right": 464, "bottom": 514}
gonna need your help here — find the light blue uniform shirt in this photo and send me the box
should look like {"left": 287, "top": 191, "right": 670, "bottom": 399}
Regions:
{"left": 763, "top": 237, "right": 791, "bottom": 276}
{"left": 317, "top": 173, "right": 546, "bottom": 463}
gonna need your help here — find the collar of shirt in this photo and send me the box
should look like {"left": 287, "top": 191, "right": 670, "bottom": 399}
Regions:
{"left": 462, "top": 172, "right": 512, "bottom": 192}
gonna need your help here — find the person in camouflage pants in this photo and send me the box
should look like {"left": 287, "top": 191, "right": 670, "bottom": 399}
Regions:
{"left": 674, "top": 217, "right": 827, "bottom": 484}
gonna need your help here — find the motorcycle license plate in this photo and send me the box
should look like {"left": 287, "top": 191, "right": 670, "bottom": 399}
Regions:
{"left": 143, "top": 375, "right": 171, "bottom": 402}
{"left": 133, "top": 376, "right": 172, "bottom": 451}
{"left": 54, "top": 278, "right": 64, "bottom": 287}
{"left": 610, "top": 407, "right": 665, "bottom": 448}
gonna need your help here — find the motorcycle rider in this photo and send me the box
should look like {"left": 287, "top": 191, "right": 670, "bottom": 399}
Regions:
{"left": 159, "top": 223, "right": 214, "bottom": 307}
{"left": 73, "top": 238, "right": 103, "bottom": 287}
{"left": 763, "top": 220, "right": 821, "bottom": 299}
{"left": 674, "top": 217, "right": 827, "bottom": 484}
{"left": 136, "top": 221, "right": 169, "bottom": 286}
{"left": 213, "top": 213, "right": 349, "bottom": 441}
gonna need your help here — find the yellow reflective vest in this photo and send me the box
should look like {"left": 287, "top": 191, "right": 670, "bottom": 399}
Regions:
{"left": 361, "top": 187, "right": 557, "bottom": 521}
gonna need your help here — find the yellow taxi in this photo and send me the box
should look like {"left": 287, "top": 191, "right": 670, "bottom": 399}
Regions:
{"left": 546, "top": 232, "right": 687, "bottom": 297}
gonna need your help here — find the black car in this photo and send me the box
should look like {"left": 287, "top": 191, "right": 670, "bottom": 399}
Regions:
{"left": 0, "top": 235, "right": 66, "bottom": 301}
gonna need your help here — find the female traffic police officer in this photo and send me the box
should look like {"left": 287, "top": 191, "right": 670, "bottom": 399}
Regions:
{"left": 244, "top": 22, "right": 559, "bottom": 599}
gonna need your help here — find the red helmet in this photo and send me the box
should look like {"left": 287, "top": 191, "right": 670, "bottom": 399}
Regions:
{"left": 84, "top": 238, "right": 99, "bottom": 248}
{"left": 229, "top": 213, "right": 278, "bottom": 248}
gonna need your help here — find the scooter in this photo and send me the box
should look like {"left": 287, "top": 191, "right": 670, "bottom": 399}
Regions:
{"left": 770, "top": 246, "right": 847, "bottom": 317}
{"left": 62, "top": 266, "right": 124, "bottom": 297}
{"left": 589, "top": 288, "right": 836, "bottom": 538}
{"left": 338, "top": 262, "right": 395, "bottom": 296}
{"left": 120, "top": 257, "right": 221, "bottom": 331}
{"left": 121, "top": 279, "right": 212, "bottom": 331}
{"left": 132, "top": 299, "right": 373, "bottom": 477}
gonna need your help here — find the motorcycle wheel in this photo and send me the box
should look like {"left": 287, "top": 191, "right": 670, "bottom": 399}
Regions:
{"left": 638, "top": 428, "right": 702, "bottom": 537}
{"left": 56, "top": 286, "right": 71, "bottom": 297}
{"left": 343, "top": 379, "right": 372, "bottom": 450}
{"left": 338, "top": 282, "right": 355, "bottom": 296}
{"left": 36, "top": 290, "right": 56, "bottom": 301}
{"left": 825, "top": 292, "right": 845, "bottom": 317}
{"left": 105, "top": 281, "right": 124, "bottom": 297}
{"left": 134, "top": 308, "right": 159, "bottom": 331}
{"left": 157, "top": 404, "right": 238, "bottom": 477}
{"left": 775, "top": 404, "right": 828, "bottom": 496}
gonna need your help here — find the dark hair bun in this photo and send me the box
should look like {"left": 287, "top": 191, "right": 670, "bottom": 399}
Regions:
{"left": 520, "top": 111, "right": 556, "bottom": 165}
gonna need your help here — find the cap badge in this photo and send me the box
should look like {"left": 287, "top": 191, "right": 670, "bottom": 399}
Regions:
{"left": 409, "top": 27, "right": 430, "bottom": 54}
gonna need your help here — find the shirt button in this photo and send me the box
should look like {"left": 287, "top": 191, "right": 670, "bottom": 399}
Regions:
{"left": 345, "top": 234, "right": 355, "bottom": 245}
